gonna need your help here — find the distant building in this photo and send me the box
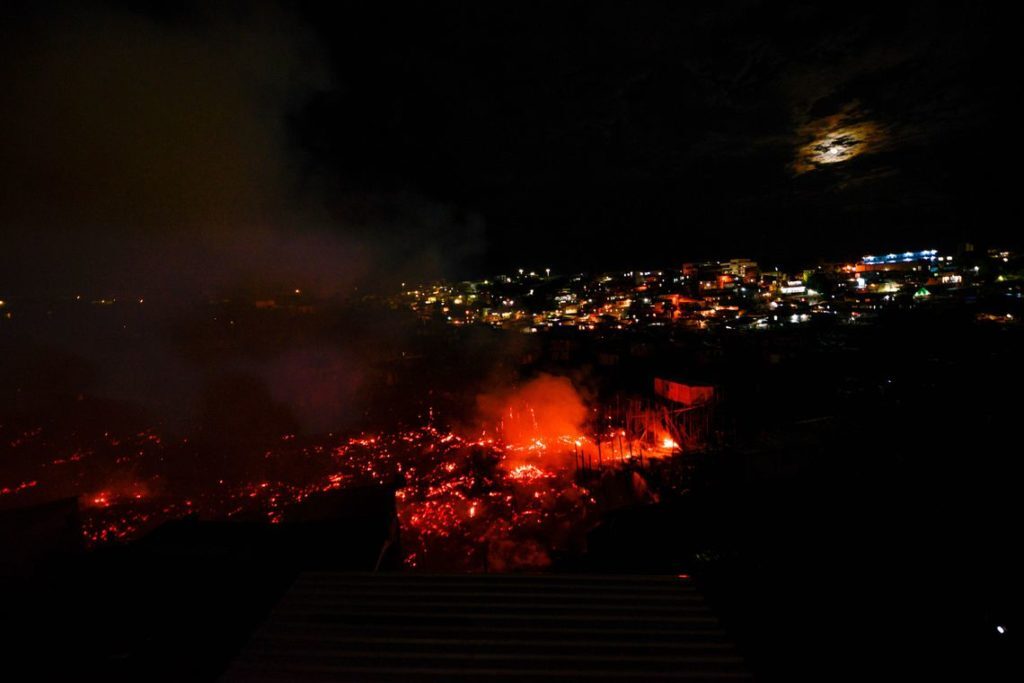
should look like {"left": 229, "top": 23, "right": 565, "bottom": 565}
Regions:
{"left": 654, "top": 378, "right": 714, "bottom": 406}
{"left": 725, "top": 258, "right": 759, "bottom": 283}
{"left": 859, "top": 249, "right": 938, "bottom": 272}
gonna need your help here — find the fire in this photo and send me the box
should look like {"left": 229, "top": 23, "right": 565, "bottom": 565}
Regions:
{"left": 507, "top": 464, "right": 550, "bottom": 481}
{"left": 475, "top": 373, "right": 589, "bottom": 468}
{"left": 1, "top": 378, "right": 706, "bottom": 569}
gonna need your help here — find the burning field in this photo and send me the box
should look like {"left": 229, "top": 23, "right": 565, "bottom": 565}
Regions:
{"left": 2, "top": 374, "right": 687, "bottom": 571}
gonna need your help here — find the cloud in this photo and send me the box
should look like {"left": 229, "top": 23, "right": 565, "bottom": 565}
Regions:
{"left": 791, "top": 102, "right": 888, "bottom": 174}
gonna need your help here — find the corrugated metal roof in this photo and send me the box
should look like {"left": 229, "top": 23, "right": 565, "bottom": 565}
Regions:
{"left": 222, "top": 572, "right": 749, "bottom": 682}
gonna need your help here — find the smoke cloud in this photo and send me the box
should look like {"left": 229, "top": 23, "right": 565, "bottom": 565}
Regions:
{"left": 0, "top": 3, "right": 484, "bottom": 444}
{"left": 0, "top": 3, "right": 481, "bottom": 297}
{"left": 475, "top": 373, "right": 590, "bottom": 467}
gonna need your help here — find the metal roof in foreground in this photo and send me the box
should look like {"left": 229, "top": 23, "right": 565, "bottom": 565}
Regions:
{"left": 221, "top": 572, "right": 749, "bottom": 682}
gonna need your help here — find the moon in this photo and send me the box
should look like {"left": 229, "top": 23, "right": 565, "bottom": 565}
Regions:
{"left": 793, "top": 118, "right": 883, "bottom": 173}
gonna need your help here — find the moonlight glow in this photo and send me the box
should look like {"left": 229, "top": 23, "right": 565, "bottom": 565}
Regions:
{"left": 793, "top": 104, "right": 885, "bottom": 174}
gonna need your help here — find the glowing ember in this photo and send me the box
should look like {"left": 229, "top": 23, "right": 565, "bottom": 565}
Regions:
{"left": 0, "top": 379, "right": 703, "bottom": 569}
{"left": 508, "top": 464, "right": 550, "bottom": 481}
{"left": 0, "top": 480, "right": 38, "bottom": 496}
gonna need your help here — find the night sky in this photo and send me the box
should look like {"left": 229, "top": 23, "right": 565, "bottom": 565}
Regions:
{"left": 1, "top": 1, "right": 1019, "bottom": 293}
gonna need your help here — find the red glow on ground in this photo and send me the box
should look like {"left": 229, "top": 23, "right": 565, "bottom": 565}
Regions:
{"left": 1, "top": 375, "right": 703, "bottom": 569}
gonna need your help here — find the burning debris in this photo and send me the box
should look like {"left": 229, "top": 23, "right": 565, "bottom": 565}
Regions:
{"left": 1, "top": 374, "right": 711, "bottom": 570}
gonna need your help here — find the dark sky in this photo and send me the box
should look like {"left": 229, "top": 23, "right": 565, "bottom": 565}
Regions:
{"left": 1, "top": 1, "right": 1019, "bottom": 293}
